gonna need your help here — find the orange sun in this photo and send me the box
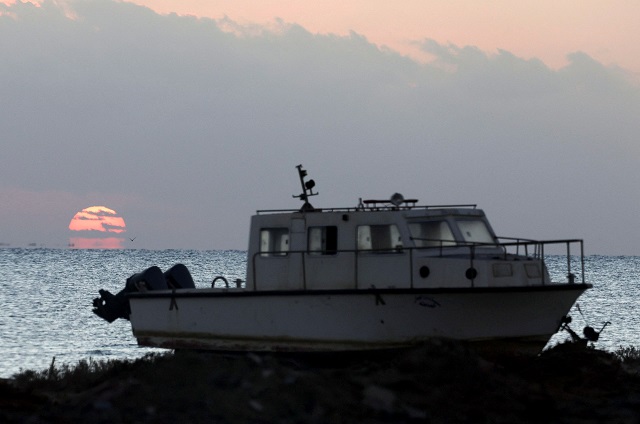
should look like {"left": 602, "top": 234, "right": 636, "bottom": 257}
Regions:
{"left": 68, "top": 206, "right": 127, "bottom": 249}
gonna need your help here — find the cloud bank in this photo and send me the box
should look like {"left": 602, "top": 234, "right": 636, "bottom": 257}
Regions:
{"left": 1, "top": 0, "right": 639, "bottom": 253}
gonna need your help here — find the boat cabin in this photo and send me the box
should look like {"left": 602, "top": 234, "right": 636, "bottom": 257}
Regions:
{"left": 245, "top": 167, "right": 551, "bottom": 291}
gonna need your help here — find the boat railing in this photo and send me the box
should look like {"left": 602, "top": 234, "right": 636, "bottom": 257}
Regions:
{"left": 250, "top": 238, "right": 585, "bottom": 290}
{"left": 256, "top": 204, "right": 478, "bottom": 214}
{"left": 495, "top": 238, "right": 585, "bottom": 285}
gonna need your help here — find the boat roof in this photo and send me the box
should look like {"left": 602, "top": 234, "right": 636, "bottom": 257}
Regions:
{"left": 256, "top": 203, "right": 479, "bottom": 215}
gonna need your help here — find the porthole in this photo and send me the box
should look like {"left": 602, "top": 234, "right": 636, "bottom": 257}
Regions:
{"left": 419, "top": 266, "right": 430, "bottom": 278}
{"left": 465, "top": 268, "right": 478, "bottom": 280}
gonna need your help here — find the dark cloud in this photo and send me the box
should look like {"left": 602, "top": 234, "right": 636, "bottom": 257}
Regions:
{"left": 1, "top": 0, "right": 638, "bottom": 253}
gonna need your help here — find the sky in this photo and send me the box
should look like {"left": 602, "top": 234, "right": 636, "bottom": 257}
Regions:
{"left": 1, "top": 0, "right": 639, "bottom": 254}
{"left": 130, "top": 0, "right": 640, "bottom": 75}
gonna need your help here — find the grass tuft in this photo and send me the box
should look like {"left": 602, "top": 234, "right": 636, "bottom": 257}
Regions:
{"left": 12, "top": 353, "right": 170, "bottom": 390}
{"left": 614, "top": 345, "right": 640, "bottom": 362}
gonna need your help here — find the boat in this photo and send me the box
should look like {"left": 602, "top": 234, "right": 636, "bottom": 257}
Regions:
{"left": 93, "top": 165, "right": 592, "bottom": 353}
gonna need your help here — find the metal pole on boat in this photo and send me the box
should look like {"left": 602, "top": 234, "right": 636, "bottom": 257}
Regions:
{"left": 566, "top": 241, "right": 572, "bottom": 283}
{"left": 581, "top": 240, "right": 585, "bottom": 284}
{"left": 541, "top": 242, "right": 546, "bottom": 285}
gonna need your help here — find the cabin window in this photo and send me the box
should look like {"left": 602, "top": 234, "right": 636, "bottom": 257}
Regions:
{"left": 260, "top": 228, "right": 289, "bottom": 256}
{"left": 308, "top": 226, "right": 338, "bottom": 255}
{"left": 408, "top": 221, "right": 456, "bottom": 247}
{"left": 493, "top": 263, "right": 513, "bottom": 277}
{"left": 357, "top": 225, "right": 402, "bottom": 252}
{"left": 457, "top": 220, "right": 495, "bottom": 245}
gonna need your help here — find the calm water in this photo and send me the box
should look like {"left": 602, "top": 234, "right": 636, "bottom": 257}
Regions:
{"left": 0, "top": 249, "right": 638, "bottom": 378}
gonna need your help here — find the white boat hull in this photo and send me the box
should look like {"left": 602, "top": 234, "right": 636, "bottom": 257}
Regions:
{"left": 128, "top": 285, "right": 588, "bottom": 353}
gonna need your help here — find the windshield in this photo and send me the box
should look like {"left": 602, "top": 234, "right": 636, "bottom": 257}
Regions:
{"left": 457, "top": 219, "right": 495, "bottom": 244}
{"left": 408, "top": 221, "right": 456, "bottom": 247}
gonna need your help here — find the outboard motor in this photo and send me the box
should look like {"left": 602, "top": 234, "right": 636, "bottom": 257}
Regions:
{"left": 92, "top": 287, "right": 132, "bottom": 323}
{"left": 93, "top": 266, "right": 165, "bottom": 322}
{"left": 164, "top": 263, "right": 196, "bottom": 289}
{"left": 127, "top": 265, "right": 166, "bottom": 291}
{"left": 93, "top": 265, "right": 194, "bottom": 323}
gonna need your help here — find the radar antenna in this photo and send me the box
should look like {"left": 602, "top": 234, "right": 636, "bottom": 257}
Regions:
{"left": 293, "top": 164, "right": 318, "bottom": 211}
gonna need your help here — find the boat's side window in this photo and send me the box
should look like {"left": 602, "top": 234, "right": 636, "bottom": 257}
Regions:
{"left": 408, "top": 221, "right": 456, "bottom": 247}
{"left": 357, "top": 225, "right": 402, "bottom": 252}
{"left": 260, "top": 228, "right": 289, "bottom": 256}
{"left": 308, "top": 226, "right": 338, "bottom": 255}
{"left": 456, "top": 220, "right": 495, "bottom": 245}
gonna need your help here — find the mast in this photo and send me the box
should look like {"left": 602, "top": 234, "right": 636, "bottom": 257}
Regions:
{"left": 293, "top": 164, "right": 318, "bottom": 212}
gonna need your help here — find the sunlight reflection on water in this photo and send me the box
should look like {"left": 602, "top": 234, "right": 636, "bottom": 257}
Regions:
{"left": 0, "top": 248, "right": 245, "bottom": 378}
{"left": 546, "top": 255, "right": 640, "bottom": 351}
{"left": 0, "top": 250, "right": 637, "bottom": 377}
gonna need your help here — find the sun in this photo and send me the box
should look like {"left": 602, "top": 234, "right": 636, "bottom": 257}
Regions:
{"left": 68, "top": 206, "right": 127, "bottom": 249}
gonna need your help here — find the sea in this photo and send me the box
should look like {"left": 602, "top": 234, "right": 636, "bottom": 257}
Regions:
{"left": 0, "top": 249, "right": 638, "bottom": 378}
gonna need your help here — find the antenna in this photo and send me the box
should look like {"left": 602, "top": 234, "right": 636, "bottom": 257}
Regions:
{"left": 293, "top": 164, "right": 318, "bottom": 211}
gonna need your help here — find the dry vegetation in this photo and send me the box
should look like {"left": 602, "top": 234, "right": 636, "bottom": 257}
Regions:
{"left": 2, "top": 341, "right": 640, "bottom": 423}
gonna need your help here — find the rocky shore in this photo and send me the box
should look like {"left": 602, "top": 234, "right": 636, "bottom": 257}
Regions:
{"left": 1, "top": 340, "right": 639, "bottom": 423}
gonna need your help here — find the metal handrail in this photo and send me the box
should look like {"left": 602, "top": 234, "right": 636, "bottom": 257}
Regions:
{"left": 250, "top": 238, "right": 585, "bottom": 290}
{"left": 256, "top": 204, "right": 478, "bottom": 215}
